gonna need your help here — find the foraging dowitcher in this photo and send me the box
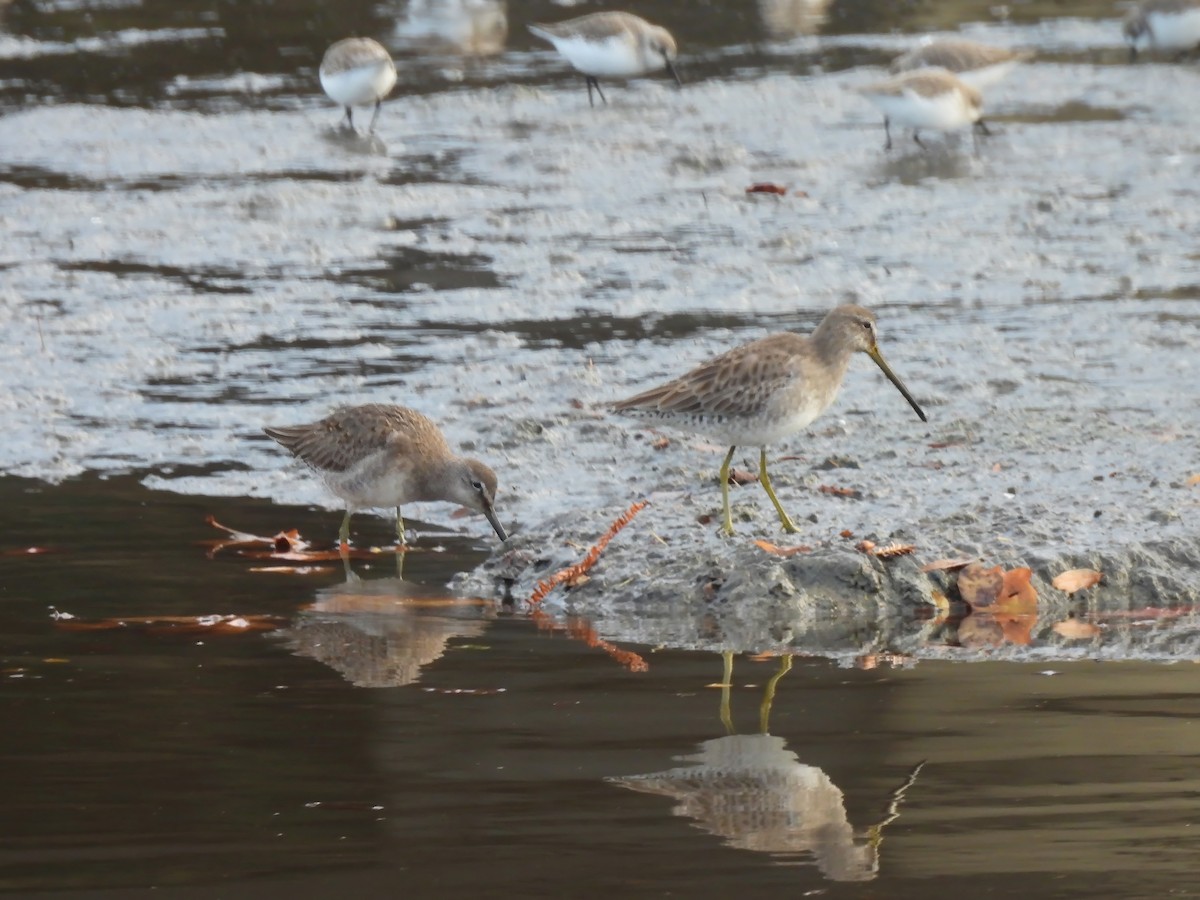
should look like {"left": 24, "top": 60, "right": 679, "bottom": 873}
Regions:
{"left": 856, "top": 68, "right": 987, "bottom": 151}
{"left": 890, "top": 38, "right": 1032, "bottom": 89}
{"left": 320, "top": 37, "right": 398, "bottom": 133}
{"left": 527, "top": 11, "right": 681, "bottom": 107}
{"left": 264, "top": 404, "right": 508, "bottom": 546}
{"left": 612, "top": 305, "right": 927, "bottom": 536}
{"left": 1124, "top": 0, "right": 1200, "bottom": 60}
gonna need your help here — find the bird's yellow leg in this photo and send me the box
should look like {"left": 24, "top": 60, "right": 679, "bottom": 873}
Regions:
{"left": 338, "top": 509, "right": 352, "bottom": 547}
{"left": 395, "top": 507, "right": 406, "bottom": 548}
{"left": 719, "top": 446, "right": 737, "bottom": 536}
{"left": 719, "top": 650, "right": 734, "bottom": 734}
{"left": 758, "top": 654, "right": 793, "bottom": 733}
{"left": 759, "top": 448, "right": 799, "bottom": 533}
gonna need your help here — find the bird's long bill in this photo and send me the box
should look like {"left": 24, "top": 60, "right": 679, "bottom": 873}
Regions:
{"left": 484, "top": 505, "right": 509, "bottom": 542}
{"left": 868, "top": 346, "right": 928, "bottom": 423}
{"left": 664, "top": 57, "right": 682, "bottom": 88}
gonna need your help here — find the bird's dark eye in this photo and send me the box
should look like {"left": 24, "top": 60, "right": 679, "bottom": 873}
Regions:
{"left": 470, "top": 479, "right": 484, "bottom": 491}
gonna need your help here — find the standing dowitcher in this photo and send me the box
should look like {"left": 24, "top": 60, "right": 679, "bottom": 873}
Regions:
{"left": 320, "top": 37, "right": 398, "bottom": 133}
{"left": 612, "top": 305, "right": 927, "bottom": 536}
{"left": 527, "top": 11, "right": 682, "bottom": 107}
{"left": 856, "top": 68, "right": 988, "bottom": 151}
{"left": 264, "top": 404, "right": 508, "bottom": 546}
{"left": 1123, "top": 0, "right": 1200, "bottom": 60}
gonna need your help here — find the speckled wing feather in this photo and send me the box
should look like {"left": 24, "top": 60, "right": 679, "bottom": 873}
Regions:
{"left": 613, "top": 333, "right": 808, "bottom": 422}
{"left": 892, "top": 40, "right": 1024, "bottom": 73}
{"left": 860, "top": 69, "right": 963, "bottom": 99}
{"left": 264, "top": 404, "right": 445, "bottom": 473}
{"left": 530, "top": 11, "right": 639, "bottom": 41}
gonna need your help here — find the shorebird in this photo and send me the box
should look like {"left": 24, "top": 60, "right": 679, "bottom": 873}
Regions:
{"left": 856, "top": 67, "right": 988, "bottom": 151}
{"left": 527, "top": 11, "right": 682, "bottom": 106}
{"left": 319, "top": 37, "right": 398, "bottom": 133}
{"left": 1124, "top": 0, "right": 1200, "bottom": 60}
{"left": 265, "top": 404, "right": 508, "bottom": 547}
{"left": 890, "top": 38, "right": 1032, "bottom": 89}
{"left": 612, "top": 305, "right": 927, "bottom": 536}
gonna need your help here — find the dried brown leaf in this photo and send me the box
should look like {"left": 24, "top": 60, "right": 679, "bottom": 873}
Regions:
{"left": 1053, "top": 619, "right": 1102, "bottom": 640}
{"left": 958, "top": 563, "right": 1003, "bottom": 609}
{"left": 1052, "top": 568, "right": 1103, "bottom": 594}
{"left": 920, "top": 557, "right": 976, "bottom": 573}
{"left": 728, "top": 468, "right": 759, "bottom": 485}
{"left": 754, "top": 539, "right": 813, "bottom": 557}
{"left": 873, "top": 542, "right": 916, "bottom": 559}
{"left": 745, "top": 182, "right": 788, "bottom": 195}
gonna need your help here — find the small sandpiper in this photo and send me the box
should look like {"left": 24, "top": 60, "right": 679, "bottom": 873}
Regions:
{"left": 890, "top": 38, "right": 1032, "bottom": 89}
{"left": 1124, "top": 0, "right": 1200, "bottom": 60}
{"left": 265, "top": 404, "right": 508, "bottom": 547}
{"left": 319, "top": 37, "right": 398, "bottom": 134}
{"left": 527, "top": 11, "right": 682, "bottom": 107}
{"left": 612, "top": 305, "right": 927, "bottom": 536}
{"left": 856, "top": 67, "right": 988, "bottom": 151}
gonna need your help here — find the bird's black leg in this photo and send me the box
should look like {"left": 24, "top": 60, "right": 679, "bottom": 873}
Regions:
{"left": 975, "top": 119, "right": 993, "bottom": 137}
{"left": 585, "top": 75, "right": 607, "bottom": 107}
{"left": 368, "top": 98, "right": 383, "bottom": 134}
{"left": 342, "top": 106, "right": 354, "bottom": 133}
{"left": 913, "top": 130, "right": 926, "bottom": 150}
{"left": 883, "top": 116, "right": 892, "bottom": 151}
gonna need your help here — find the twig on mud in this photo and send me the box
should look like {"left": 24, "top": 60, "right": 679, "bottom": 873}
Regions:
{"left": 528, "top": 500, "right": 648, "bottom": 606}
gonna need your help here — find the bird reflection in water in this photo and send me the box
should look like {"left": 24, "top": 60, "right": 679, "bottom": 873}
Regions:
{"left": 279, "top": 559, "right": 494, "bottom": 688}
{"left": 395, "top": 0, "right": 509, "bottom": 57}
{"left": 757, "top": 0, "right": 832, "bottom": 38}
{"left": 608, "top": 652, "right": 923, "bottom": 881}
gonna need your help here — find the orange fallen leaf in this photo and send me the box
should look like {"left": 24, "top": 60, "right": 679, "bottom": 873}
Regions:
{"left": 818, "top": 484, "right": 862, "bottom": 499}
{"left": 856, "top": 539, "right": 875, "bottom": 554}
{"left": 994, "top": 567, "right": 1038, "bottom": 615}
{"left": 728, "top": 468, "right": 759, "bottom": 485}
{"left": 1053, "top": 618, "right": 1102, "bottom": 640}
{"left": 1052, "top": 569, "right": 1103, "bottom": 594}
{"left": 754, "top": 539, "right": 812, "bottom": 557}
{"left": 995, "top": 613, "right": 1036, "bottom": 645}
{"left": 1186, "top": 473, "right": 1200, "bottom": 486}
{"left": 746, "top": 182, "right": 787, "bottom": 195}
{"left": 651, "top": 436, "right": 671, "bottom": 450}
{"left": 839, "top": 529, "right": 854, "bottom": 539}
{"left": 920, "top": 557, "right": 976, "bottom": 573}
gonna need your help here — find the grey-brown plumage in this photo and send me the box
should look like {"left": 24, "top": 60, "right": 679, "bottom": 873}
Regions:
{"left": 527, "top": 11, "right": 682, "bottom": 107}
{"left": 265, "top": 403, "right": 507, "bottom": 546}
{"left": 890, "top": 39, "right": 1031, "bottom": 88}
{"left": 612, "top": 305, "right": 926, "bottom": 535}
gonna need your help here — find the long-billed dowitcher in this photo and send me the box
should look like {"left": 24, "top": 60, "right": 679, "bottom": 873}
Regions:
{"left": 612, "top": 305, "right": 927, "bottom": 536}
{"left": 527, "top": 11, "right": 682, "bottom": 107}
{"left": 264, "top": 404, "right": 508, "bottom": 546}
{"left": 320, "top": 37, "right": 398, "bottom": 133}
{"left": 1124, "top": 0, "right": 1200, "bottom": 60}
{"left": 890, "top": 38, "right": 1032, "bottom": 89}
{"left": 856, "top": 68, "right": 987, "bottom": 151}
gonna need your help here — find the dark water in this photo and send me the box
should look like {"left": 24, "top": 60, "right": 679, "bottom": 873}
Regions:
{"left": 3, "top": 478, "right": 1200, "bottom": 897}
{"left": 4, "top": 0, "right": 1200, "bottom": 896}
